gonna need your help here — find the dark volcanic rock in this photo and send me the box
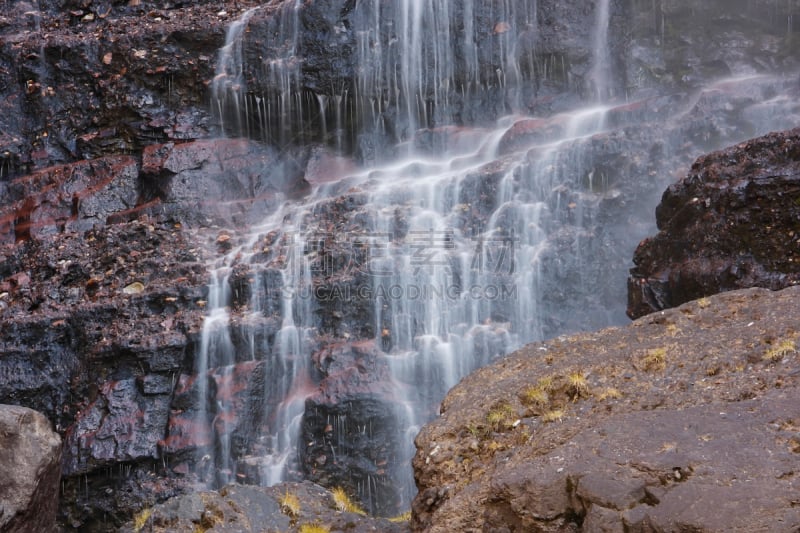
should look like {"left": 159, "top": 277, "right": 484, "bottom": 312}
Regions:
{"left": 140, "top": 138, "right": 311, "bottom": 227}
{"left": 628, "top": 128, "right": 800, "bottom": 319}
{"left": 411, "top": 286, "right": 800, "bottom": 532}
{"left": 0, "top": 404, "right": 62, "bottom": 533}
{"left": 626, "top": 0, "right": 800, "bottom": 93}
{"left": 0, "top": 218, "right": 211, "bottom": 530}
{"left": 223, "top": 0, "right": 632, "bottom": 154}
{"left": 0, "top": 156, "right": 139, "bottom": 244}
{"left": 62, "top": 378, "right": 172, "bottom": 476}
{"left": 161, "top": 360, "right": 270, "bottom": 475}
{"left": 301, "top": 340, "right": 408, "bottom": 516}
{"left": 0, "top": 0, "right": 265, "bottom": 177}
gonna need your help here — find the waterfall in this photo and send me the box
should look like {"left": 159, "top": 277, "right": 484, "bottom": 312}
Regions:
{"left": 195, "top": 267, "right": 236, "bottom": 485}
{"left": 190, "top": 0, "right": 800, "bottom": 517}
{"left": 214, "top": 0, "right": 543, "bottom": 151}
{"left": 211, "top": 2, "right": 303, "bottom": 143}
{"left": 589, "top": 0, "right": 612, "bottom": 101}
{"left": 193, "top": 107, "right": 615, "bottom": 511}
{"left": 212, "top": 7, "right": 261, "bottom": 138}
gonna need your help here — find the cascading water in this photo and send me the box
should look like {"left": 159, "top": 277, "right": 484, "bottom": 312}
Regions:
{"left": 212, "top": 6, "right": 261, "bottom": 138}
{"left": 195, "top": 268, "right": 236, "bottom": 485}
{"left": 589, "top": 0, "right": 612, "bottom": 100}
{"left": 190, "top": 0, "right": 800, "bottom": 516}
{"left": 212, "top": 2, "right": 304, "bottom": 143}
{"left": 212, "top": 0, "right": 544, "bottom": 153}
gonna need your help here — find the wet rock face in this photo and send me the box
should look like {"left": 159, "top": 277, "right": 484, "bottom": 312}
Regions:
{"left": 226, "top": 0, "right": 633, "bottom": 152}
{"left": 411, "top": 286, "right": 800, "bottom": 531}
{"left": 628, "top": 127, "right": 800, "bottom": 319}
{"left": 141, "top": 138, "right": 311, "bottom": 226}
{"left": 0, "top": 0, "right": 264, "bottom": 178}
{"left": 301, "top": 340, "right": 408, "bottom": 516}
{"left": 0, "top": 138, "right": 315, "bottom": 529}
{"left": 0, "top": 405, "right": 62, "bottom": 533}
{"left": 0, "top": 219, "right": 210, "bottom": 530}
{"left": 0, "top": 156, "right": 139, "bottom": 244}
{"left": 627, "top": 0, "right": 800, "bottom": 92}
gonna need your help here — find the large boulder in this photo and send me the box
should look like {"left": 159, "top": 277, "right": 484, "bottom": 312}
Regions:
{"left": 412, "top": 286, "right": 800, "bottom": 531}
{"left": 628, "top": 127, "right": 800, "bottom": 319}
{"left": 0, "top": 405, "right": 62, "bottom": 533}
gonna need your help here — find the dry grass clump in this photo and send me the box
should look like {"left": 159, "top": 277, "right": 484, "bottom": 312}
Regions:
{"left": 763, "top": 338, "right": 796, "bottom": 362}
{"left": 485, "top": 401, "right": 516, "bottom": 431}
{"left": 299, "top": 524, "right": 330, "bottom": 533}
{"left": 132, "top": 508, "right": 152, "bottom": 532}
{"left": 641, "top": 347, "right": 668, "bottom": 372}
{"left": 596, "top": 387, "right": 623, "bottom": 401}
{"left": 331, "top": 487, "right": 365, "bottom": 515}
{"left": 541, "top": 409, "right": 564, "bottom": 423}
{"left": 520, "top": 385, "right": 549, "bottom": 407}
{"left": 280, "top": 489, "right": 301, "bottom": 517}
{"left": 566, "top": 371, "right": 590, "bottom": 398}
{"left": 388, "top": 510, "right": 412, "bottom": 523}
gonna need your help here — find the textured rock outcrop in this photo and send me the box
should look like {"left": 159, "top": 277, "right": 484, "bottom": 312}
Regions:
{"left": 0, "top": 0, "right": 267, "bottom": 178}
{"left": 0, "top": 218, "right": 209, "bottom": 529}
{"left": 121, "top": 481, "right": 409, "bottom": 532}
{"left": 412, "top": 286, "right": 800, "bottom": 531}
{"left": 628, "top": 127, "right": 800, "bottom": 319}
{"left": 0, "top": 405, "right": 62, "bottom": 533}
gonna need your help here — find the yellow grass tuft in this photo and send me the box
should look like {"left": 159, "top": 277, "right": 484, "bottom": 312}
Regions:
{"left": 567, "top": 371, "right": 590, "bottom": 397}
{"left": 331, "top": 487, "right": 366, "bottom": 515}
{"left": 541, "top": 409, "right": 564, "bottom": 423}
{"left": 537, "top": 375, "right": 555, "bottom": 392}
{"left": 388, "top": 510, "right": 412, "bottom": 523}
{"left": 520, "top": 385, "right": 549, "bottom": 407}
{"left": 486, "top": 402, "right": 516, "bottom": 430}
{"left": 133, "top": 508, "right": 152, "bottom": 532}
{"left": 641, "top": 347, "right": 667, "bottom": 372}
{"left": 763, "top": 338, "right": 796, "bottom": 362}
{"left": 596, "top": 387, "right": 623, "bottom": 401}
{"left": 299, "top": 524, "right": 331, "bottom": 533}
{"left": 280, "top": 489, "right": 301, "bottom": 517}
